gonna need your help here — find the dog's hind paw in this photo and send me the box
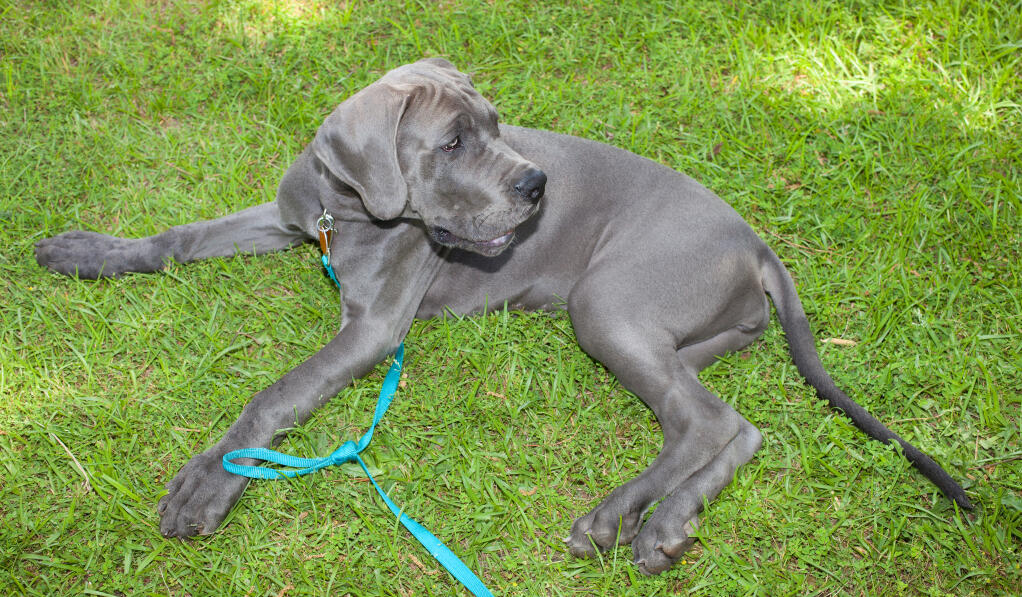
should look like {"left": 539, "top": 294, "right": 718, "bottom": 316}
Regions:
{"left": 564, "top": 497, "right": 645, "bottom": 557}
{"left": 158, "top": 450, "right": 249, "bottom": 538}
{"left": 631, "top": 514, "right": 698, "bottom": 575}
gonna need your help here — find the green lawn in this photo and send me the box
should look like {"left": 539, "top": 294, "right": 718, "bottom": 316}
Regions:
{"left": 2, "top": 1, "right": 1019, "bottom": 595}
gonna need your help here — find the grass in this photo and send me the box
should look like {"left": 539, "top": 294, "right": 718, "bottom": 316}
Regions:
{"left": 1, "top": 0, "right": 1019, "bottom": 594}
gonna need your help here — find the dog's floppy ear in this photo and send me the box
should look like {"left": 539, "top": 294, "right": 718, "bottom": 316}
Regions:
{"left": 312, "top": 83, "right": 413, "bottom": 221}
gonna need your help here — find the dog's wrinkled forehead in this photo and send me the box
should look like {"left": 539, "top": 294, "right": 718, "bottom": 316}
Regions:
{"left": 379, "top": 58, "right": 497, "bottom": 133}
{"left": 380, "top": 58, "right": 469, "bottom": 87}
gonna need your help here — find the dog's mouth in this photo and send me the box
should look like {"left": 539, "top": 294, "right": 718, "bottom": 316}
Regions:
{"left": 430, "top": 227, "right": 515, "bottom": 256}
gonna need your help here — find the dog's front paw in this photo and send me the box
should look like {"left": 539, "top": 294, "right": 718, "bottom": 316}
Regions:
{"left": 564, "top": 493, "right": 645, "bottom": 557}
{"left": 35, "top": 231, "right": 158, "bottom": 279}
{"left": 158, "top": 450, "right": 250, "bottom": 538}
{"left": 631, "top": 513, "right": 698, "bottom": 575}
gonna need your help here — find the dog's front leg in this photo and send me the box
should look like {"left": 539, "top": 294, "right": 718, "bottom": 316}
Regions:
{"left": 156, "top": 326, "right": 395, "bottom": 537}
{"left": 35, "top": 201, "right": 308, "bottom": 279}
{"left": 158, "top": 221, "right": 445, "bottom": 538}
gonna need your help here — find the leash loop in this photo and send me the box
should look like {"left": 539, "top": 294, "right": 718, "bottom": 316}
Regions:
{"left": 329, "top": 440, "right": 359, "bottom": 463}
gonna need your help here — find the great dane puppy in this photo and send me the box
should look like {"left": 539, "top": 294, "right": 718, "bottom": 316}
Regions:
{"left": 35, "top": 58, "right": 971, "bottom": 574}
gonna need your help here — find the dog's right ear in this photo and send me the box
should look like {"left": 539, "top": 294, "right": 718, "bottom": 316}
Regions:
{"left": 312, "top": 83, "right": 413, "bottom": 221}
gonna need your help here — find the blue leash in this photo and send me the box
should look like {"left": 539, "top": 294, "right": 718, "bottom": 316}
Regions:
{"left": 223, "top": 213, "right": 494, "bottom": 596}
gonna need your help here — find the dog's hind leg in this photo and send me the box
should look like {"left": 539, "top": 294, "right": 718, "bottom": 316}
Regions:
{"left": 35, "top": 201, "right": 308, "bottom": 279}
{"left": 622, "top": 318, "right": 770, "bottom": 574}
{"left": 562, "top": 265, "right": 768, "bottom": 571}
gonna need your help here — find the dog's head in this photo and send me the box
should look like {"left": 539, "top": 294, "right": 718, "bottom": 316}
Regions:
{"left": 312, "top": 58, "right": 545, "bottom": 257}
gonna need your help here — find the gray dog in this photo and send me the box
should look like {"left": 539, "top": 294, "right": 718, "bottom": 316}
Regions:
{"left": 35, "top": 58, "right": 971, "bottom": 575}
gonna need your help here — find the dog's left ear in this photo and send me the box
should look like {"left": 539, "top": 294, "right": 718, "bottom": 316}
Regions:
{"left": 312, "top": 82, "right": 413, "bottom": 221}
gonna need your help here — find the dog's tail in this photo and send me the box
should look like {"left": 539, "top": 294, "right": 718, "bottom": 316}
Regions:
{"left": 761, "top": 249, "right": 972, "bottom": 510}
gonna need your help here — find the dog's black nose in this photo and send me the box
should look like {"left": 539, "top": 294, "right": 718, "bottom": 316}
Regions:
{"left": 513, "top": 169, "right": 547, "bottom": 204}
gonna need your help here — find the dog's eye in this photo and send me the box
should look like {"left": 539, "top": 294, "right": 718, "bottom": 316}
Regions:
{"left": 441, "top": 136, "right": 461, "bottom": 152}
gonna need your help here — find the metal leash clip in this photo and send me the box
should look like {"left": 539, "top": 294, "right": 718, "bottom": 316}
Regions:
{"left": 316, "top": 210, "right": 336, "bottom": 257}
{"left": 316, "top": 210, "right": 342, "bottom": 290}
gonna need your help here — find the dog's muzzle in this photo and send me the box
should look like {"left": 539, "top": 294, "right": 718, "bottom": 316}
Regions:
{"left": 428, "top": 168, "right": 545, "bottom": 256}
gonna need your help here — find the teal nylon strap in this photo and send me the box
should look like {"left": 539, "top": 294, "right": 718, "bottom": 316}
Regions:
{"left": 321, "top": 254, "right": 341, "bottom": 288}
{"left": 222, "top": 216, "right": 490, "bottom": 592}
{"left": 223, "top": 241, "right": 494, "bottom": 596}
